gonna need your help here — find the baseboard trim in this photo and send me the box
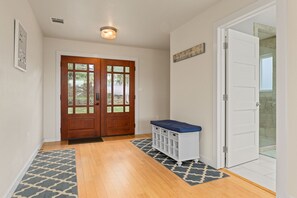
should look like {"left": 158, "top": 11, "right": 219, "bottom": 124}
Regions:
{"left": 200, "top": 155, "right": 216, "bottom": 168}
{"left": 4, "top": 141, "right": 43, "bottom": 198}
{"left": 44, "top": 138, "right": 60, "bottom": 142}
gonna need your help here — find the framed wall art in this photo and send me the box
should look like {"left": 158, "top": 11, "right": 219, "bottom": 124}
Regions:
{"left": 14, "top": 19, "right": 27, "bottom": 72}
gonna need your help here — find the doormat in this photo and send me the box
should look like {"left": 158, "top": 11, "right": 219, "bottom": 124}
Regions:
{"left": 131, "top": 138, "right": 229, "bottom": 186}
{"left": 68, "top": 137, "right": 103, "bottom": 145}
{"left": 12, "top": 149, "right": 78, "bottom": 197}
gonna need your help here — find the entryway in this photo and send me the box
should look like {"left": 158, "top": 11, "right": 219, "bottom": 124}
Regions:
{"left": 61, "top": 56, "right": 135, "bottom": 140}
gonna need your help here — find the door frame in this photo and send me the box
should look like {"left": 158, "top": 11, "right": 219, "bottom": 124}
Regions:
{"left": 215, "top": 0, "right": 289, "bottom": 196}
{"left": 215, "top": 0, "right": 277, "bottom": 169}
{"left": 54, "top": 51, "right": 139, "bottom": 141}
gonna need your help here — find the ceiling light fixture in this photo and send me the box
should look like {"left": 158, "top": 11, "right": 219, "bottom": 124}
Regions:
{"left": 100, "top": 26, "right": 117, "bottom": 40}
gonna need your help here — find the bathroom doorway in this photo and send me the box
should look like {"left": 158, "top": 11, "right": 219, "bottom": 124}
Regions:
{"left": 223, "top": 5, "right": 277, "bottom": 191}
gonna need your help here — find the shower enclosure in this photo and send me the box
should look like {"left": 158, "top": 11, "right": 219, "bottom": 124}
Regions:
{"left": 257, "top": 24, "right": 276, "bottom": 158}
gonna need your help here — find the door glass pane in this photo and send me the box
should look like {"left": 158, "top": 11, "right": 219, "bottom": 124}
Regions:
{"left": 89, "top": 107, "right": 94, "bottom": 114}
{"left": 68, "top": 107, "right": 73, "bottom": 114}
{"left": 107, "top": 106, "right": 112, "bottom": 113}
{"left": 113, "top": 74, "right": 124, "bottom": 105}
{"left": 89, "top": 64, "right": 94, "bottom": 71}
{"left": 107, "top": 73, "right": 112, "bottom": 105}
{"left": 75, "top": 72, "right": 88, "bottom": 105}
{"left": 68, "top": 63, "right": 73, "bottom": 70}
{"left": 75, "top": 64, "right": 87, "bottom": 70}
{"left": 89, "top": 73, "right": 94, "bottom": 105}
{"left": 125, "top": 106, "right": 130, "bottom": 112}
{"left": 75, "top": 107, "right": 87, "bottom": 114}
{"left": 113, "top": 66, "right": 124, "bottom": 72}
{"left": 107, "top": 65, "right": 112, "bottom": 72}
{"left": 68, "top": 72, "right": 74, "bottom": 106}
{"left": 125, "top": 67, "right": 130, "bottom": 73}
{"left": 113, "top": 106, "right": 124, "bottom": 113}
{"left": 125, "top": 74, "right": 130, "bottom": 105}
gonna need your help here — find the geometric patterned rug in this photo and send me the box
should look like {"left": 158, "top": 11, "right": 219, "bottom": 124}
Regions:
{"left": 12, "top": 149, "right": 78, "bottom": 198}
{"left": 131, "top": 138, "right": 229, "bottom": 186}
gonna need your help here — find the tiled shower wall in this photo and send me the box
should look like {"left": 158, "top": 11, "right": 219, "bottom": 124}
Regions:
{"left": 259, "top": 36, "right": 276, "bottom": 148}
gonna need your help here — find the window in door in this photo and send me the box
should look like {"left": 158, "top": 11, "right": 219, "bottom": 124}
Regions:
{"left": 106, "top": 65, "right": 131, "bottom": 113}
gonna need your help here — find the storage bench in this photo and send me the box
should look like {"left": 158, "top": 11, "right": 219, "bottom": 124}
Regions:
{"left": 150, "top": 120, "right": 202, "bottom": 166}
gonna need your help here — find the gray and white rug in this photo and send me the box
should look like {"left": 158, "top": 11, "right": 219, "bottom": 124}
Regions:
{"left": 131, "top": 138, "right": 228, "bottom": 186}
{"left": 12, "top": 149, "right": 78, "bottom": 198}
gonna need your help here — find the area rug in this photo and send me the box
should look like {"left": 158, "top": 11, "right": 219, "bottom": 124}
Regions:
{"left": 131, "top": 138, "right": 228, "bottom": 186}
{"left": 12, "top": 149, "right": 78, "bottom": 198}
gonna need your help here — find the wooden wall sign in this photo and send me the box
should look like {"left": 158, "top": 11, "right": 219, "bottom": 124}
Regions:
{"left": 173, "top": 43, "right": 205, "bottom": 63}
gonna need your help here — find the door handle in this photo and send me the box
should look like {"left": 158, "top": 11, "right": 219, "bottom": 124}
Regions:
{"left": 96, "top": 93, "right": 100, "bottom": 101}
{"left": 256, "top": 102, "right": 261, "bottom": 107}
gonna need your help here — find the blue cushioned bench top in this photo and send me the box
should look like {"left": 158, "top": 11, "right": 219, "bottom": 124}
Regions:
{"left": 150, "top": 120, "right": 202, "bottom": 133}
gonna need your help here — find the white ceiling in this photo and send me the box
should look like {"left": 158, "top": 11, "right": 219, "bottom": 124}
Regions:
{"left": 28, "top": 0, "right": 221, "bottom": 50}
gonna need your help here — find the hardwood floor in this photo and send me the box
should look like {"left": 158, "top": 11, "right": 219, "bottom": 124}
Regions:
{"left": 41, "top": 135, "right": 275, "bottom": 198}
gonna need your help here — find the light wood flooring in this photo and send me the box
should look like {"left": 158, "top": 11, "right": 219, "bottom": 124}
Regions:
{"left": 41, "top": 134, "right": 275, "bottom": 198}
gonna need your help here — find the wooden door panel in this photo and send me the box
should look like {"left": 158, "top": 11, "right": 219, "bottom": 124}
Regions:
{"left": 106, "top": 115, "right": 131, "bottom": 136}
{"left": 68, "top": 118, "right": 95, "bottom": 130}
{"left": 101, "top": 59, "right": 135, "bottom": 136}
{"left": 61, "top": 56, "right": 101, "bottom": 140}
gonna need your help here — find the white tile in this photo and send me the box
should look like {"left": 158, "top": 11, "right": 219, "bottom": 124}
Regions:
{"left": 265, "top": 173, "right": 276, "bottom": 180}
{"left": 258, "top": 161, "right": 276, "bottom": 171}
{"left": 228, "top": 156, "right": 276, "bottom": 192}
{"left": 242, "top": 162, "right": 274, "bottom": 175}
{"left": 260, "top": 155, "right": 276, "bottom": 163}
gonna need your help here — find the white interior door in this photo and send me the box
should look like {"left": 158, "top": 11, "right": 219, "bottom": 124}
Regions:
{"left": 226, "top": 29, "right": 260, "bottom": 168}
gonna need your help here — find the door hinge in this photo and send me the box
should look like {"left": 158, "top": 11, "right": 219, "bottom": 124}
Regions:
{"left": 134, "top": 95, "right": 136, "bottom": 100}
{"left": 223, "top": 42, "right": 228, "bottom": 50}
{"left": 223, "top": 146, "right": 228, "bottom": 153}
{"left": 223, "top": 94, "right": 228, "bottom": 101}
{"left": 134, "top": 123, "right": 136, "bottom": 128}
{"left": 60, "top": 95, "right": 61, "bottom": 100}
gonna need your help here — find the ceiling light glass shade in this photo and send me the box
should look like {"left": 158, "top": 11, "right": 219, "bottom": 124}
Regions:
{"left": 100, "top": 26, "right": 117, "bottom": 40}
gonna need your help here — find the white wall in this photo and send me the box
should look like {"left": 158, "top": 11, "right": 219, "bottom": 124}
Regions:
{"left": 0, "top": 0, "right": 43, "bottom": 197}
{"left": 43, "top": 38, "right": 170, "bottom": 141}
{"left": 170, "top": 0, "right": 257, "bottom": 167}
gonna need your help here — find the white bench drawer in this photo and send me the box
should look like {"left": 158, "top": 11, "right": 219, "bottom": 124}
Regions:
{"left": 169, "top": 131, "right": 178, "bottom": 140}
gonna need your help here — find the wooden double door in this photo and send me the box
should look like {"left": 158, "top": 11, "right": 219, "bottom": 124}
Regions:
{"left": 61, "top": 56, "right": 135, "bottom": 140}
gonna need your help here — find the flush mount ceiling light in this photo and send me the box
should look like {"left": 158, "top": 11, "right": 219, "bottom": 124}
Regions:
{"left": 100, "top": 26, "right": 117, "bottom": 40}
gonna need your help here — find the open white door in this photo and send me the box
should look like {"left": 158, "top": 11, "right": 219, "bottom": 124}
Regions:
{"left": 226, "top": 29, "right": 260, "bottom": 168}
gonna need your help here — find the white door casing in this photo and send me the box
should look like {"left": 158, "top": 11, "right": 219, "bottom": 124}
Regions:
{"left": 226, "top": 29, "right": 260, "bottom": 168}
